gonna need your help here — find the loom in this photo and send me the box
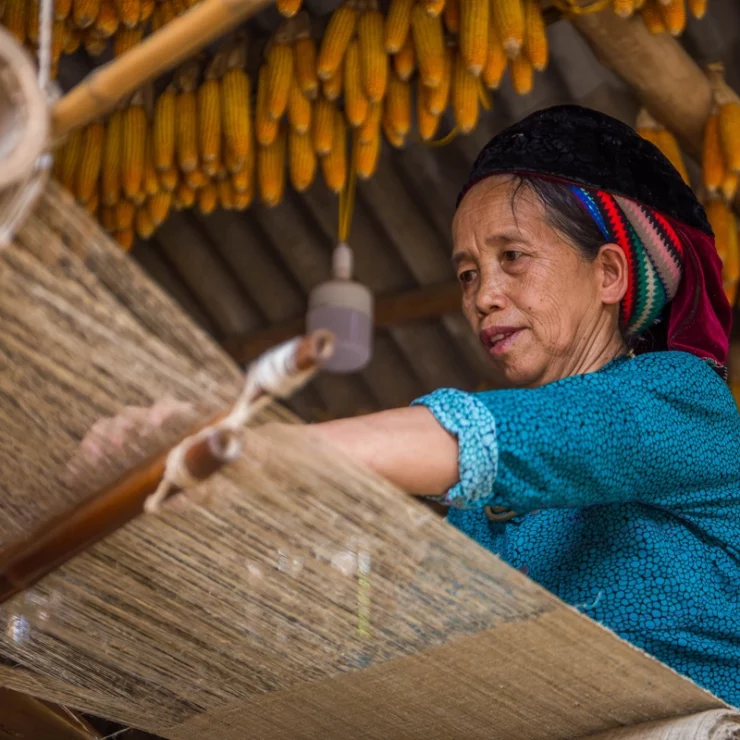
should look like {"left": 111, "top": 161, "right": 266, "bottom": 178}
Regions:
{"left": 0, "top": 5, "right": 738, "bottom": 739}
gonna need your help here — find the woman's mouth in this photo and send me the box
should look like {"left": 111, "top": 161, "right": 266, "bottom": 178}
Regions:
{"left": 480, "top": 328, "right": 523, "bottom": 356}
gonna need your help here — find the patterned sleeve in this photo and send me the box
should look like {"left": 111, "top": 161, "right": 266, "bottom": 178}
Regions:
{"left": 411, "top": 354, "right": 735, "bottom": 512}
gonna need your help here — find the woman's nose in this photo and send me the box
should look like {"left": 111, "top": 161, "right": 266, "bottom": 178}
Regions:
{"left": 475, "top": 274, "right": 507, "bottom": 316}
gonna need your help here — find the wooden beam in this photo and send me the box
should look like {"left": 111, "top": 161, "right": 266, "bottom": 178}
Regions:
{"left": 222, "top": 281, "right": 462, "bottom": 364}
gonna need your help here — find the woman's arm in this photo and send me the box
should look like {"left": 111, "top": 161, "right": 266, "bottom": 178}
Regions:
{"left": 298, "top": 407, "right": 460, "bottom": 497}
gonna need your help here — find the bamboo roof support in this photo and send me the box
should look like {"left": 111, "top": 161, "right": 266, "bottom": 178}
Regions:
{"left": 51, "top": 0, "right": 275, "bottom": 139}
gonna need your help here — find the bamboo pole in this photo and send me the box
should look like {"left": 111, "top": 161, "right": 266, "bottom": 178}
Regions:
{"left": 51, "top": 0, "right": 274, "bottom": 139}
{"left": 0, "top": 331, "right": 334, "bottom": 605}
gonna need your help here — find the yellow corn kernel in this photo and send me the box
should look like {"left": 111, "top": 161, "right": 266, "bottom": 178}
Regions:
{"left": 101, "top": 109, "right": 122, "bottom": 206}
{"left": 99, "top": 205, "right": 116, "bottom": 232}
{"left": 73, "top": 0, "right": 100, "bottom": 28}
{"left": 289, "top": 129, "right": 317, "bottom": 192}
{"left": 523, "top": 0, "right": 547, "bottom": 71}
{"left": 198, "top": 77, "right": 221, "bottom": 165}
{"left": 217, "top": 178, "right": 234, "bottom": 209}
{"left": 116, "top": 0, "right": 140, "bottom": 27}
{"left": 655, "top": 129, "right": 690, "bottom": 184}
{"left": 722, "top": 171, "right": 738, "bottom": 203}
{"left": 411, "top": 5, "right": 445, "bottom": 88}
{"left": 288, "top": 77, "right": 313, "bottom": 133}
{"left": 153, "top": 85, "right": 176, "bottom": 171}
{"left": 277, "top": 0, "right": 301, "bottom": 17}
{"left": 140, "top": 0, "right": 154, "bottom": 21}
{"left": 256, "top": 64, "right": 279, "bottom": 146}
{"left": 640, "top": 0, "right": 666, "bottom": 33}
{"left": 294, "top": 35, "right": 319, "bottom": 100}
{"left": 148, "top": 191, "right": 172, "bottom": 226}
{"left": 322, "top": 59, "right": 344, "bottom": 101}
{"left": 358, "top": 7, "right": 388, "bottom": 103}
{"left": 359, "top": 101, "right": 382, "bottom": 143}
{"left": 174, "top": 181, "right": 196, "bottom": 209}
{"left": 384, "top": 0, "right": 414, "bottom": 53}
{"left": 353, "top": 126, "right": 380, "bottom": 179}
{"left": 197, "top": 183, "right": 218, "bottom": 214}
{"left": 121, "top": 95, "right": 146, "bottom": 200}
{"left": 345, "top": 39, "right": 369, "bottom": 127}
{"left": 509, "top": 53, "right": 533, "bottom": 95}
{"left": 115, "top": 199, "right": 135, "bottom": 229}
{"left": 267, "top": 41, "right": 294, "bottom": 120}
{"left": 687, "top": 0, "right": 707, "bottom": 18}
{"left": 5, "top": 0, "right": 25, "bottom": 44}
{"left": 203, "top": 157, "right": 220, "bottom": 177}
{"left": 186, "top": 169, "right": 208, "bottom": 190}
{"left": 231, "top": 147, "right": 255, "bottom": 195}
{"left": 483, "top": 16, "right": 507, "bottom": 89}
{"left": 706, "top": 197, "right": 731, "bottom": 264}
{"left": 76, "top": 121, "right": 105, "bottom": 202}
{"left": 425, "top": 46, "right": 451, "bottom": 114}
{"left": 56, "top": 0, "right": 72, "bottom": 20}
{"left": 51, "top": 19, "right": 66, "bottom": 66}
{"left": 703, "top": 113, "right": 725, "bottom": 195}
{"left": 452, "top": 51, "right": 479, "bottom": 133}
{"left": 719, "top": 102, "right": 740, "bottom": 173}
{"left": 317, "top": 3, "right": 357, "bottom": 81}
{"left": 443, "top": 0, "right": 459, "bottom": 32}
{"left": 321, "top": 109, "right": 347, "bottom": 193}
{"left": 159, "top": 166, "right": 179, "bottom": 192}
{"left": 232, "top": 190, "right": 253, "bottom": 210}
{"left": 382, "top": 105, "right": 405, "bottom": 148}
{"left": 658, "top": 0, "right": 685, "bottom": 36}
{"left": 492, "top": 0, "right": 524, "bottom": 59}
{"left": 84, "top": 28, "right": 107, "bottom": 56}
{"left": 393, "top": 33, "right": 416, "bottom": 82}
{"left": 313, "top": 96, "right": 335, "bottom": 155}
{"left": 26, "top": 0, "right": 39, "bottom": 45}
{"left": 113, "top": 26, "right": 143, "bottom": 56}
{"left": 460, "top": 0, "right": 488, "bottom": 76}
{"left": 723, "top": 212, "right": 739, "bottom": 305}
{"left": 84, "top": 191, "right": 99, "bottom": 216}
{"left": 612, "top": 0, "right": 635, "bottom": 18}
{"left": 225, "top": 146, "right": 244, "bottom": 174}
{"left": 176, "top": 89, "right": 198, "bottom": 173}
{"left": 418, "top": 88, "right": 440, "bottom": 140}
{"left": 94, "top": 0, "right": 118, "bottom": 36}
{"left": 135, "top": 205, "right": 155, "bottom": 239}
{"left": 61, "top": 128, "right": 83, "bottom": 195}
{"left": 423, "top": 0, "right": 445, "bottom": 17}
{"left": 64, "top": 26, "right": 83, "bottom": 53}
{"left": 114, "top": 228, "right": 134, "bottom": 251}
{"left": 258, "top": 125, "right": 286, "bottom": 207}
{"left": 386, "top": 72, "right": 410, "bottom": 136}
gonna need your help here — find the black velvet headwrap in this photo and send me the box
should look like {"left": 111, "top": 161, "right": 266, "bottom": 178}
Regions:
{"left": 458, "top": 104, "right": 711, "bottom": 235}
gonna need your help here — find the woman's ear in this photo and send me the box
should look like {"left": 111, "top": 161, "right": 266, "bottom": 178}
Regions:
{"left": 597, "top": 243, "right": 628, "bottom": 306}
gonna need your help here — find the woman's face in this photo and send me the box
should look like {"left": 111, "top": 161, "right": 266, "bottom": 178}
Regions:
{"left": 452, "top": 176, "right": 625, "bottom": 388}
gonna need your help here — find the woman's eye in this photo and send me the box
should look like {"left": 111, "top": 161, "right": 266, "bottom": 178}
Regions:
{"left": 503, "top": 250, "right": 523, "bottom": 262}
{"left": 458, "top": 270, "right": 477, "bottom": 285}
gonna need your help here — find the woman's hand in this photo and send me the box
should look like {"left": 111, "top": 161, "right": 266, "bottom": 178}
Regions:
{"left": 286, "top": 406, "right": 460, "bottom": 498}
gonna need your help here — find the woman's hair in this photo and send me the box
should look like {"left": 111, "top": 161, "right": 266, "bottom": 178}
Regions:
{"left": 514, "top": 175, "right": 606, "bottom": 261}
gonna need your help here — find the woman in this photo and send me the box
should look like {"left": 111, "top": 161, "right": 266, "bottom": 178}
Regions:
{"left": 278, "top": 105, "right": 740, "bottom": 705}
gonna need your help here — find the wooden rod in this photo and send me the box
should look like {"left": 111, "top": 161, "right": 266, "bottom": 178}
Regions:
{"left": 0, "top": 332, "right": 334, "bottom": 605}
{"left": 51, "top": 0, "right": 274, "bottom": 139}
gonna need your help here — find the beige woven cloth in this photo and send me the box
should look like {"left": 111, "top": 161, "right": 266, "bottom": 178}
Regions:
{"left": 580, "top": 709, "right": 740, "bottom": 739}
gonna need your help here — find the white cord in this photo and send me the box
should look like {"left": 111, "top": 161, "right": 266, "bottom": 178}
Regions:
{"left": 37, "top": 0, "right": 54, "bottom": 94}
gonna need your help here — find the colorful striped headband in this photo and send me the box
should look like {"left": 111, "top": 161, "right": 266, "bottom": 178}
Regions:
{"left": 568, "top": 187, "right": 685, "bottom": 338}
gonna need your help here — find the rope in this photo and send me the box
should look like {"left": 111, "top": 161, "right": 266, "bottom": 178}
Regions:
{"left": 338, "top": 146, "right": 358, "bottom": 244}
{"left": 37, "top": 0, "right": 54, "bottom": 93}
{"left": 144, "top": 337, "right": 317, "bottom": 513}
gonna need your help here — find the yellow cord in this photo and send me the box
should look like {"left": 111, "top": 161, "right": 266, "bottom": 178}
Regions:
{"left": 550, "top": 0, "right": 610, "bottom": 16}
{"left": 424, "top": 125, "right": 460, "bottom": 147}
{"left": 338, "top": 142, "right": 358, "bottom": 244}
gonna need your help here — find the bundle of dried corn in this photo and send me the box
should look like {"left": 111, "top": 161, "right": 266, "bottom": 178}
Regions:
{"left": 635, "top": 107, "right": 690, "bottom": 185}
{"left": 636, "top": 0, "right": 707, "bottom": 35}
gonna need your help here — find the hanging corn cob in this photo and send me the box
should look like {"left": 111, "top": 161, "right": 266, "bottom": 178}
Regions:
{"left": 723, "top": 213, "right": 739, "bottom": 306}
{"left": 149, "top": 191, "right": 172, "bottom": 226}
{"left": 175, "top": 181, "right": 196, "bottom": 209}
{"left": 289, "top": 77, "right": 313, "bottom": 133}
{"left": 386, "top": 71, "right": 411, "bottom": 137}
{"left": 198, "top": 53, "right": 223, "bottom": 166}
{"left": 84, "top": 28, "right": 108, "bottom": 56}
{"left": 294, "top": 13, "right": 319, "bottom": 100}
{"left": 483, "top": 17, "right": 507, "bottom": 89}
{"left": 708, "top": 65, "right": 740, "bottom": 176}
{"left": 443, "top": 0, "right": 459, "bottom": 33}
{"left": 658, "top": 0, "right": 686, "bottom": 37}
{"left": 135, "top": 205, "right": 155, "bottom": 239}
{"left": 426, "top": 46, "right": 452, "bottom": 115}
{"left": 76, "top": 120, "right": 105, "bottom": 203}
{"left": 267, "top": 24, "right": 295, "bottom": 120}
{"left": 258, "top": 124, "right": 287, "bottom": 206}
{"left": 217, "top": 178, "right": 234, "bottom": 209}
{"left": 26, "top": 0, "right": 39, "bottom": 44}
{"left": 359, "top": 101, "right": 382, "bottom": 143}
{"left": 317, "top": 0, "right": 357, "bottom": 81}
{"left": 115, "top": 199, "right": 136, "bottom": 229}
{"left": 411, "top": 4, "right": 445, "bottom": 88}
{"left": 56, "top": 0, "right": 73, "bottom": 20}
{"left": 121, "top": 89, "right": 147, "bottom": 201}
{"left": 382, "top": 103, "right": 405, "bottom": 148}
{"left": 358, "top": 0, "right": 388, "bottom": 103}
{"left": 509, "top": 53, "right": 533, "bottom": 96}
{"left": 231, "top": 140, "right": 255, "bottom": 202}
{"left": 159, "top": 166, "right": 179, "bottom": 192}
{"left": 459, "top": 0, "right": 488, "bottom": 76}
{"left": 101, "top": 107, "right": 123, "bottom": 206}
{"left": 523, "top": 0, "right": 547, "bottom": 72}
{"left": 639, "top": 0, "right": 666, "bottom": 33}
{"left": 197, "top": 183, "right": 219, "bottom": 214}
{"left": 635, "top": 108, "right": 690, "bottom": 185}
{"left": 384, "top": 0, "right": 414, "bottom": 53}
{"left": 65, "top": 27, "right": 82, "bottom": 53}
{"left": 354, "top": 124, "right": 380, "bottom": 179}
{"left": 99, "top": 205, "right": 116, "bottom": 232}
{"left": 492, "top": 0, "right": 524, "bottom": 60}
{"left": 116, "top": 0, "right": 140, "bottom": 28}
{"left": 393, "top": 33, "right": 416, "bottom": 82}
{"left": 142, "top": 131, "right": 160, "bottom": 197}
{"left": 417, "top": 86, "right": 441, "bottom": 141}
{"left": 612, "top": 0, "right": 635, "bottom": 18}
{"left": 256, "top": 63, "right": 279, "bottom": 146}
{"left": 73, "top": 0, "right": 100, "bottom": 29}
{"left": 313, "top": 96, "right": 336, "bottom": 155}
{"left": 452, "top": 49, "right": 479, "bottom": 133}
{"left": 114, "top": 228, "right": 134, "bottom": 250}
{"left": 322, "top": 60, "right": 344, "bottom": 101}
{"left": 277, "top": 0, "right": 301, "bottom": 18}
{"left": 289, "top": 129, "right": 317, "bottom": 192}
{"left": 94, "top": 0, "right": 118, "bottom": 37}
{"left": 114, "top": 25, "right": 143, "bottom": 56}
{"left": 687, "top": 0, "right": 707, "bottom": 18}
{"left": 345, "top": 39, "right": 369, "bottom": 127}
{"left": 221, "top": 40, "right": 253, "bottom": 163}
{"left": 702, "top": 110, "right": 725, "bottom": 196}
{"left": 61, "top": 127, "right": 84, "bottom": 193}
{"left": 4, "top": 0, "right": 25, "bottom": 44}
{"left": 153, "top": 83, "right": 176, "bottom": 172}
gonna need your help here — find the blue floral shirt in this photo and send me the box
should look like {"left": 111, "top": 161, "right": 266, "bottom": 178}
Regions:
{"left": 412, "top": 351, "right": 740, "bottom": 707}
